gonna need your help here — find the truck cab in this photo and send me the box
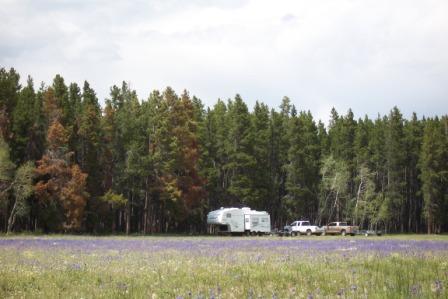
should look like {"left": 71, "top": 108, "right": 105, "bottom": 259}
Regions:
{"left": 322, "top": 222, "right": 358, "bottom": 236}
{"left": 285, "top": 221, "right": 322, "bottom": 236}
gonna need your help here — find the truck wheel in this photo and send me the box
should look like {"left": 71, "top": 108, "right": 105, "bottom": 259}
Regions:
{"left": 306, "top": 229, "right": 312, "bottom": 236}
{"left": 341, "top": 230, "right": 346, "bottom": 236}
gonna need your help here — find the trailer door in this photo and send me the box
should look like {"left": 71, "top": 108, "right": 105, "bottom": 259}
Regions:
{"left": 244, "top": 214, "right": 250, "bottom": 230}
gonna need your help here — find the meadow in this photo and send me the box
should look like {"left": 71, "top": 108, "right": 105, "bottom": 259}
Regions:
{"left": 0, "top": 235, "right": 447, "bottom": 298}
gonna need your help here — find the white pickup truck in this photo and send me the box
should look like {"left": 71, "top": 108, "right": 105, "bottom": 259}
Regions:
{"left": 284, "top": 220, "right": 323, "bottom": 236}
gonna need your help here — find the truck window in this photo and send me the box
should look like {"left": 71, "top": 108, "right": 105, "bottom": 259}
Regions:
{"left": 290, "top": 222, "right": 297, "bottom": 226}
{"left": 329, "top": 222, "right": 336, "bottom": 226}
{"left": 340, "top": 222, "right": 347, "bottom": 226}
{"left": 226, "top": 213, "right": 231, "bottom": 218}
{"left": 302, "top": 221, "right": 310, "bottom": 226}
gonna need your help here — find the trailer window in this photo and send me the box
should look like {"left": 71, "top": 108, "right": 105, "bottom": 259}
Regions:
{"left": 226, "top": 213, "right": 231, "bottom": 218}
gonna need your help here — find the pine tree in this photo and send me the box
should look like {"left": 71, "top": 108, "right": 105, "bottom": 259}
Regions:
{"left": 34, "top": 88, "right": 88, "bottom": 231}
{"left": 419, "top": 117, "right": 448, "bottom": 233}
{"left": 285, "top": 111, "right": 321, "bottom": 221}
{"left": 403, "top": 113, "right": 424, "bottom": 232}
{"left": 226, "top": 95, "right": 256, "bottom": 206}
{"left": 383, "top": 107, "right": 406, "bottom": 231}
{"left": 78, "top": 81, "right": 102, "bottom": 196}
{"left": 0, "top": 67, "right": 20, "bottom": 140}
{"left": 249, "top": 101, "right": 270, "bottom": 210}
{"left": 11, "top": 76, "right": 36, "bottom": 162}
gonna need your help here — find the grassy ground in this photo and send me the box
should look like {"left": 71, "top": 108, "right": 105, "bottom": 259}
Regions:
{"left": 0, "top": 235, "right": 447, "bottom": 298}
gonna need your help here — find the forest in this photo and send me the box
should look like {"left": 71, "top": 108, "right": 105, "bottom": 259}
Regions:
{"left": 0, "top": 67, "right": 447, "bottom": 234}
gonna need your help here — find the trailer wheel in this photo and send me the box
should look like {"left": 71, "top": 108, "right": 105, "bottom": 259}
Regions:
{"left": 341, "top": 230, "right": 346, "bottom": 236}
{"left": 321, "top": 231, "right": 326, "bottom": 236}
{"left": 306, "top": 229, "right": 312, "bottom": 236}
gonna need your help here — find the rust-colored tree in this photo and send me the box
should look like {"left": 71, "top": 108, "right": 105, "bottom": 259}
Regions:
{"left": 164, "top": 89, "right": 205, "bottom": 224}
{"left": 34, "top": 88, "right": 88, "bottom": 231}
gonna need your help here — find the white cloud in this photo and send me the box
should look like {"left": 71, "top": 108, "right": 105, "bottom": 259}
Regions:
{"left": 1, "top": 0, "right": 447, "bottom": 123}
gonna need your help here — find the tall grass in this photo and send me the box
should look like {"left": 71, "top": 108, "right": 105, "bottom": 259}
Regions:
{"left": 0, "top": 236, "right": 446, "bottom": 298}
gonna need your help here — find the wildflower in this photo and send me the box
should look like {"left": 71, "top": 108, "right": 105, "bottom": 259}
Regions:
{"left": 350, "top": 284, "right": 357, "bottom": 291}
{"left": 307, "top": 293, "right": 314, "bottom": 299}
{"left": 70, "top": 263, "right": 82, "bottom": 270}
{"left": 336, "top": 288, "right": 345, "bottom": 296}
{"left": 431, "top": 280, "right": 443, "bottom": 294}
{"left": 409, "top": 284, "right": 421, "bottom": 296}
{"left": 116, "top": 282, "right": 128, "bottom": 291}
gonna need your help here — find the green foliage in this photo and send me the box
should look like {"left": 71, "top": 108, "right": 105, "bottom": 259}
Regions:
{"left": 419, "top": 117, "right": 448, "bottom": 233}
{"left": 318, "top": 155, "right": 350, "bottom": 223}
{"left": 0, "top": 67, "right": 20, "bottom": 140}
{"left": 285, "top": 111, "right": 320, "bottom": 220}
{"left": 99, "top": 190, "right": 127, "bottom": 209}
{"left": 0, "top": 137, "right": 15, "bottom": 184}
{"left": 11, "top": 77, "right": 36, "bottom": 162}
{"left": 0, "top": 67, "right": 447, "bottom": 233}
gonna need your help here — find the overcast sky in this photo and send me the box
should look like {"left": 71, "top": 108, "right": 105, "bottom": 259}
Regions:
{"left": 1, "top": 0, "right": 447, "bottom": 123}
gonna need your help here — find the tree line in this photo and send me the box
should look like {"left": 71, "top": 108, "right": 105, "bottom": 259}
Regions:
{"left": 0, "top": 67, "right": 447, "bottom": 234}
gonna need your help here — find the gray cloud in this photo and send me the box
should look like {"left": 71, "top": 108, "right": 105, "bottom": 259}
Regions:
{"left": 1, "top": 0, "right": 447, "bottom": 123}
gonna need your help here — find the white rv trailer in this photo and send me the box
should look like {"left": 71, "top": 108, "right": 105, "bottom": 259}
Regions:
{"left": 207, "top": 207, "right": 271, "bottom": 235}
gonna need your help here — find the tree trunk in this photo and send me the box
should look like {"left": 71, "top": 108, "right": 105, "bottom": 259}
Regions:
{"left": 126, "top": 192, "right": 132, "bottom": 235}
{"left": 7, "top": 200, "right": 18, "bottom": 234}
{"left": 143, "top": 190, "right": 148, "bottom": 234}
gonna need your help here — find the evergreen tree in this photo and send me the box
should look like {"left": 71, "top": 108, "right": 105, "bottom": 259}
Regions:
{"left": 11, "top": 76, "right": 36, "bottom": 162}
{"left": 0, "top": 67, "right": 20, "bottom": 140}
{"left": 285, "top": 111, "right": 320, "bottom": 221}
{"left": 404, "top": 113, "right": 424, "bottom": 232}
{"left": 419, "top": 117, "right": 448, "bottom": 233}
{"left": 249, "top": 101, "right": 270, "bottom": 210}
{"left": 383, "top": 107, "right": 407, "bottom": 231}
{"left": 34, "top": 88, "right": 88, "bottom": 231}
{"left": 226, "top": 95, "right": 256, "bottom": 206}
{"left": 78, "top": 81, "right": 102, "bottom": 196}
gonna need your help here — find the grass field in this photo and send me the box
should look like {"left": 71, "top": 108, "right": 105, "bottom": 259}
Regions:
{"left": 0, "top": 235, "right": 447, "bottom": 298}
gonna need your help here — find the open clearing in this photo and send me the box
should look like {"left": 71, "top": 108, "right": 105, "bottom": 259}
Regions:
{"left": 0, "top": 235, "right": 447, "bottom": 298}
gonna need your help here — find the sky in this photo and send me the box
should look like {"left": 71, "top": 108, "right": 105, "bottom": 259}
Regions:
{"left": 1, "top": 0, "right": 447, "bottom": 123}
